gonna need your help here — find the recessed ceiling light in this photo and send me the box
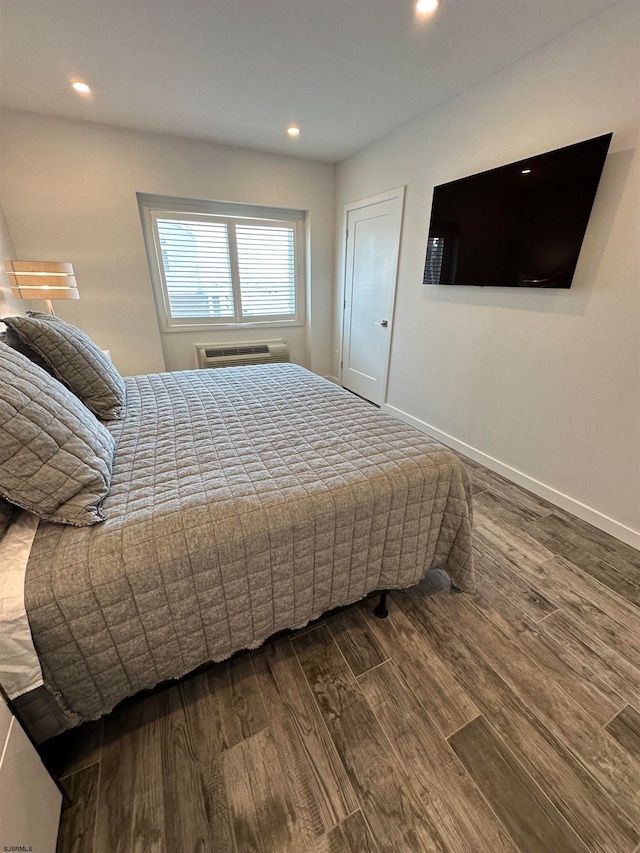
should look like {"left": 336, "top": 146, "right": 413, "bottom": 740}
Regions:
{"left": 287, "top": 126, "right": 300, "bottom": 137}
{"left": 416, "top": 0, "right": 439, "bottom": 13}
{"left": 71, "top": 81, "right": 91, "bottom": 94}
{"left": 521, "top": 169, "right": 532, "bottom": 174}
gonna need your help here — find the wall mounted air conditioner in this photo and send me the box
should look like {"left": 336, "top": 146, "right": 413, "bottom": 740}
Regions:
{"left": 195, "top": 340, "right": 290, "bottom": 369}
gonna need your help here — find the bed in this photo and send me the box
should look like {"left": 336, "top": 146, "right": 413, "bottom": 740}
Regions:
{"left": 3, "top": 358, "right": 474, "bottom": 741}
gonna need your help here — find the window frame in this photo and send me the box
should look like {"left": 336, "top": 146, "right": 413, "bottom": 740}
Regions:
{"left": 138, "top": 193, "right": 306, "bottom": 333}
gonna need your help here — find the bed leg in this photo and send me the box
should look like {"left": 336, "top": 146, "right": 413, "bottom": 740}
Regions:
{"left": 373, "top": 590, "right": 389, "bottom": 618}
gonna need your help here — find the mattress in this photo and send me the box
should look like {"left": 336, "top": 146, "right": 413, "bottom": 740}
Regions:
{"left": 0, "top": 510, "right": 42, "bottom": 698}
{"left": 24, "top": 364, "right": 474, "bottom": 729}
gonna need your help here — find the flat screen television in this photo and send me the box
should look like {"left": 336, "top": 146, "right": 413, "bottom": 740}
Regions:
{"left": 423, "top": 133, "right": 612, "bottom": 289}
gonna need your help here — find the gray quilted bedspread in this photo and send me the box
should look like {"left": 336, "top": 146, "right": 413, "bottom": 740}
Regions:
{"left": 25, "top": 364, "right": 474, "bottom": 725}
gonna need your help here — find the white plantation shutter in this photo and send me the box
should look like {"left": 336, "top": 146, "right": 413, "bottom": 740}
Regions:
{"left": 236, "top": 223, "right": 296, "bottom": 317}
{"left": 143, "top": 199, "right": 304, "bottom": 330}
{"left": 156, "top": 218, "right": 234, "bottom": 318}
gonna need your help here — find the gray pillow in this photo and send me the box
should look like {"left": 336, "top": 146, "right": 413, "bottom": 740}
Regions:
{"left": 0, "top": 496, "right": 16, "bottom": 538}
{"left": 3, "top": 313, "right": 126, "bottom": 420}
{"left": 0, "top": 342, "right": 115, "bottom": 526}
{"left": 3, "top": 324, "right": 53, "bottom": 374}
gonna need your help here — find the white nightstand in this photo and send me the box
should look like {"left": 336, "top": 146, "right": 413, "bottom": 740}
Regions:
{"left": 0, "top": 692, "right": 62, "bottom": 852}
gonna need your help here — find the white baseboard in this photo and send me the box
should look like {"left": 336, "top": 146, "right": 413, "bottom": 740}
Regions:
{"left": 323, "top": 375, "right": 341, "bottom": 385}
{"left": 382, "top": 402, "right": 640, "bottom": 551}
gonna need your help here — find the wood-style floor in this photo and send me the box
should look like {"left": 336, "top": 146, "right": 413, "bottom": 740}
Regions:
{"left": 46, "top": 454, "right": 640, "bottom": 853}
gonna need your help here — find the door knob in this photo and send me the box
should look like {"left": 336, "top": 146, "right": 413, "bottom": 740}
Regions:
{"left": 375, "top": 320, "right": 388, "bottom": 327}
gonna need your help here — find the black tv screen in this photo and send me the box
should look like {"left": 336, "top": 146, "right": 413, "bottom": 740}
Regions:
{"left": 423, "top": 133, "right": 612, "bottom": 289}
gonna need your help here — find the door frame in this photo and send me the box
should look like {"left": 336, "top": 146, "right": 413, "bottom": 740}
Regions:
{"left": 338, "top": 186, "right": 405, "bottom": 404}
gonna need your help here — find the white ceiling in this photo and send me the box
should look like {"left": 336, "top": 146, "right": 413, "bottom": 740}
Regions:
{"left": 0, "top": 0, "right": 623, "bottom": 163}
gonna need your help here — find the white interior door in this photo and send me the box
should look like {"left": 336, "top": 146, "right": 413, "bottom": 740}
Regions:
{"left": 341, "top": 188, "right": 404, "bottom": 405}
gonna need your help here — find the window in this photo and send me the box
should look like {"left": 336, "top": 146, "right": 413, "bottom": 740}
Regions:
{"left": 138, "top": 194, "right": 305, "bottom": 331}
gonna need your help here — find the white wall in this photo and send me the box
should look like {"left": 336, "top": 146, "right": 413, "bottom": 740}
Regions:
{"left": 335, "top": 2, "right": 640, "bottom": 546}
{"left": 0, "top": 112, "right": 335, "bottom": 376}
{"left": 0, "top": 203, "right": 27, "bottom": 322}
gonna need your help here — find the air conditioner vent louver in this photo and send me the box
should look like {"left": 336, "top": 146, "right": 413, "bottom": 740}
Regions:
{"left": 204, "top": 345, "right": 270, "bottom": 358}
{"left": 195, "top": 340, "right": 290, "bottom": 369}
